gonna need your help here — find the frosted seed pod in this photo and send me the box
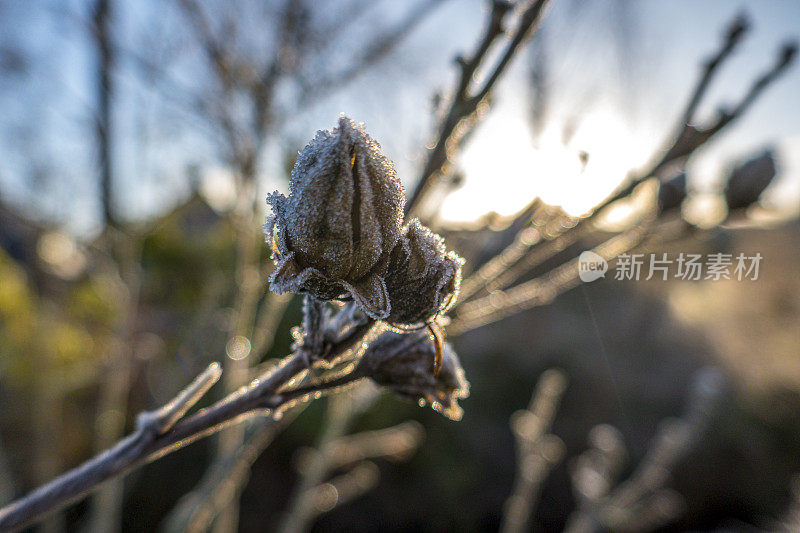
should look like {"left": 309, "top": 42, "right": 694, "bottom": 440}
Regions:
{"left": 265, "top": 116, "right": 405, "bottom": 319}
{"left": 356, "top": 329, "right": 469, "bottom": 421}
{"left": 384, "top": 219, "right": 464, "bottom": 326}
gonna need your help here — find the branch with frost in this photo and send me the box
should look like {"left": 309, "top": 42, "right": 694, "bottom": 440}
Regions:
{"left": 154, "top": 0, "right": 553, "bottom": 515}
{"left": 199, "top": 325, "right": 464, "bottom": 530}
{"left": 406, "top": 0, "right": 552, "bottom": 215}
{"left": 0, "top": 304, "right": 467, "bottom": 532}
{"left": 452, "top": 140, "right": 787, "bottom": 333}
{"left": 4, "top": 10, "right": 791, "bottom": 532}
{"left": 3, "top": 311, "right": 457, "bottom": 533}
{"left": 458, "top": 204, "right": 581, "bottom": 302}
{"left": 608, "top": 17, "right": 796, "bottom": 204}
{"left": 0, "top": 116, "right": 472, "bottom": 532}
{"left": 0, "top": 315, "right": 361, "bottom": 532}
{"left": 148, "top": 18, "right": 796, "bottom": 525}
{"left": 450, "top": 198, "right": 658, "bottom": 334}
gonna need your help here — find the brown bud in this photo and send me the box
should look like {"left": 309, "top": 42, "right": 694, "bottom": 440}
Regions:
{"left": 723, "top": 149, "right": 776, "bottom": 211}
{"left": 657, "top": 172, "right": 686, "bottom": 214}
{"left": 384, "top": 219, "right": 463, "bottom": 326}
{"left": 266, "top": 116, "right": 405, "bottom": 319}
{"left": 356, "top": 329, "right": 469, "bottom": 420}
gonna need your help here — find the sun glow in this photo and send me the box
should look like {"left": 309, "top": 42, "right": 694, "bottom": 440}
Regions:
{"left": 440, "top": 107, "right": 658, "bottom": 222}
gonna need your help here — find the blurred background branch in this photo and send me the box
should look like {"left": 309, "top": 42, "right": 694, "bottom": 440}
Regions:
{"left": 501, "top": 368, "right": 567, "bottom": 533}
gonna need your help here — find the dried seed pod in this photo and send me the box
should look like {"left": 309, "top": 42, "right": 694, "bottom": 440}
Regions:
{"left": 657, "top": 172, "right": 687, "bottom": 214}
{"left": 265, "top": 116, "right": 405, "bottom": 319}
{"left": 383, "top": 219, "right": 464, "bottom": 326}
{"left": 356, "top": 329, "right": 469, "bottom": 420}
{"left": 723, "top": 149, "right": 776, "bottom": 211}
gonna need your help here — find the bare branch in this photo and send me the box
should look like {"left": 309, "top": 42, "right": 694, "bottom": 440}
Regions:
{"left": 176, "top": 0, "right": 234, "bottom": 90}
{"left": 458, "top": 204, "right": 575, "bottom": 301}
{"left": 678, "top": 12, "right": 749, "bottom": 126}
{"left": 449, "top": 205, "right": 657, "bottom": 335}
{"left": 406, "top": 0, "right": 551, "bottom": 216}
{"left": 92, "top": 0, "right": 116, "bottom": 226}
{"left": 297, "top": 0, "right": 448, "bottom": 105}
{"left": 501, "top": 369, "right": 567, "bottom": 533}
{"left": 0, "top": 307, "right": 374, "bottom": 532}
{"left": 0, "top": 362, "right": 222, "bottom": 532}
{"left": 454, "top": 13, "right": 797, "bottom": 308}
{"left": 597, "top": 16, "right": 794, "bottom": 214}
{"left": 462, "top": 222, "right": 588, "bottom": 303}
{"left": 161, "top": 408, "right": 306, "bottom": 533}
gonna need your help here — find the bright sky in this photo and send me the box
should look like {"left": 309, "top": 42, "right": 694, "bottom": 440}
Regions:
{"left": 441, "top": 100, "right": 659, "bottom": 220}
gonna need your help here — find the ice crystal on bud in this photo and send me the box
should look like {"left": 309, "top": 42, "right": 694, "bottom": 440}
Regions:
{"left": 384, "top": 219, "right": 464, "bottom": 326}
{"left": 265, "top": 116, "right": 405, "bottom": 319}
{"left": 355, "top": 329, "right": 469, "bottom": 420}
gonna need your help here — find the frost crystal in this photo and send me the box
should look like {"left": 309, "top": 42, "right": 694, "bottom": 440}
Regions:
{"left": 356, "top": 329, "right": 469, "bottom": 420}
{"left": 265, "top": 116, "right": 405, "bottom": 319}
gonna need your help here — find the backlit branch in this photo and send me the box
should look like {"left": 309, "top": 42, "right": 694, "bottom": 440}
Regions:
{"left": 448, "top": 12, "right": 796, "bottom": 319}
{"left": 598, "top": 16, "right": 795, "bottom": 212}
{"left": 450, "top": 203, "right": 657, "bottom": 335}
{"left": 406, "top": 0, "right": 551, "bottom": 216}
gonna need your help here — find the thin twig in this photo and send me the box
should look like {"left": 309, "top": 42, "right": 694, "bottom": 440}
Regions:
{"left": 0, "top": 312, "right": 373, "bottom": 532}
{"left": 297, "top": 0, "right": 449, "bottom": 106}
{"left": 406, "top": 0, "right": 551, "bottom": 216}
{"left": 453, "top": 13, "right": 795, "bottom": 313}
{"left": 450, "top": 204, "right": 657, "bottom": 335}
{"left": 501, "top": 369, "right": 567, "bottom": 533}
{"left": 0, "top": 363, "right": 221, "bottom": 532}
{"left": 89, "top": 231, "right": 143, "bottom": 533}
{"left": 679, "top": 13, "right": 748, "bottom": 127}
{"left": 565, "top": 368, "right": 724, "bottom": 532}
{"left": 160, "top": 407, "right": 306, "bottom": 533}
{"left": 277, "top": 386, "right": 379, "bottom": 533}
{"left": 251, "top": 291, "right": 293, "bottom": 359}
{"left": 590, "top": 16, "right": 793, "bottom": 216}
{"left": 459, "top": 207, "right": 580, "bottom": 302}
